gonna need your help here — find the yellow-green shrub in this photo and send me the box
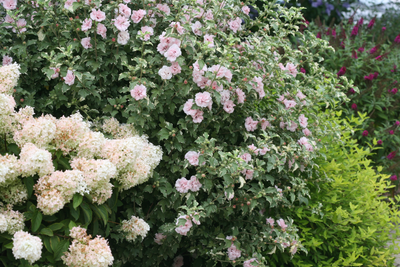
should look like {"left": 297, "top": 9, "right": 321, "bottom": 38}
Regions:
{"left": 269, "top": 112, "right": 400, "bottom": 267}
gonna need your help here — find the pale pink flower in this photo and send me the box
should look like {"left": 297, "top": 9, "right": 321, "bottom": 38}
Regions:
{"left": 305, "top": 143, "right": 314, "bottom": 152}
{"left": 204, "top": 9, "right": 214, "bottom": 21}
{"left": 156, "top": 3, "right": 170, "bottom": 16}
{"left": 130, "top": 84, "right": 146, "bottom": 100}
{"left": 260, "top": 118, "right": 270, "bottom": 130}
{"left": 173, "top": 255, "right": 184, "bottom": 267}
{"left": 139, "top": 26, "right": 154, "bottom": 41}
{"left": 286, "top": 121, "right": 297, "bottom": 132}
{"left": 229, "top": 17, "right": 242, "bottom": 33}
{"left": 118, "top": 3, "right": 131, "bottom": 18}
{"left": 277, "top": 95, "right": 285, "bottom": 102}
{"left": 283, "top": 99, "right": 296, "bottom": 109}
{"left": 248, "top": 144, "right": 257, "bottom": 153}
{"left": 81, "top": 18, "right": 92, "bottom": 32}
{"left": 252, "top": 76, "right": 265, "bottom": 98}
{"left": 191, "top": 21, "right": 202, "bottom": 36}
{"left": 4, "top": 14, "right": 14, "bottom": 29}
{"left": 191, "top": 212, "right": 201, "bottom": 225}
{"left": 131, "top": 9, "right": 146, "bottom": 23}
{"left": 185, "top": 151, "right": 199, "bottom": 166}
{"left": 240, "top": 153, "right": 251, "bottom": 163}
{"left": 165, "top": 44, "right": 181, "bottom": 62}
{"left": 285, "top": 63, "right": 298, "bottom": 77}
{"left": 266, "top": 217, "right": 274, "bottom": 227}
{"left": 226, "top": 236, "right": 233, "bottom": 240}
{"left": 280, "top": 121, "right": 286, "bottom": 129}
{"left": 154, "top": 233, "right": 166, "bottom": 245}
{"left": 298, "top": 114, "right": 308, "bottom": 128}
{"left": 12, "top": 19, "right": 26, "bottom": 33}
{"left": 278, "top": 63, "right": 286, "bottom": 70}
{"left": 158, "top": 66, "right": 172, "bottom": 80}
{"left": 227, "top": 244, "right": 241, "bottom": 260}
{"left": 221, "top": 90, "right": 231, "bottom": 105}
{"left": 64, "top": 70, "right": 75, "bottom": 86}
{"left": 296, "top": 90, "right": 306, "bottom": 100}
{"left": 244, "top": 258, "right": 258, "bottom": 267}
{"left": 277, "top": 218, "right": 287, "bottom": 231}
{"left": 175, "top": 177, "right": 191, "bottom": 193}
{"left": 236, "top": 88, "right": 246, "bottom": 104}
{"left": 302, "top": 128, "right": 311, "bottom": 136}
{"left": 225, "top": 191, "right": 234, "bottom": 200}
{"left": 175, "top": 215, "right": 192, "bottom": 236}
{"left": 298, "top": 137, "right": 309, "bottom": 146}
{"left": 170, "top": 22, "right": 185, "bottom": 35}
{"left": 260, "top": 147, "right": 270, "bottom": 155}
{"left": 192, "top": 109, "right": 204, "bottom": 123}
{"left": 195, "top": 92, "right": 212, "bottom": 108}
{"left": 183, "top": 99, "right": 196, "bottom": 116}
{"left": 204, "top": 34, "right": 215, "bottom": 48}
{"left": 170, "top": 62, "right": 181, "bottom": 75}
{"left": 2, "top": 56, "right": 13, "bottom": 66}
{"left": 242, "top": 6, "right": 250, "bottom": 15}
{"left": 49, "top": 67, "right": 59, "bottom": 79}
{"left": 244, "top": 169, "right": 254, "bottom": 180}
{"left": 288, "top": 158, "right": 295, "bottom": 169}
{"left": 223, "top": 100, "right": 235, "bottom": 113}
{"left": 113, "top": 15, "right": 130, "bottom": 31}
{"left": 189, "top": 176, "right": 202, "bottom": 192}
{"left": 3, "top": 0, "right": 17, "bottom": 10}
{"left": 64, "top": 0, "right": 76, "bottom": 9}
{"left": 245, "top": 117, "right": 258, "bottom": 132}
{"left": 117, "top": 31, "right": 130, "bottom": 45}
{"left": 81, "top": 37, "right": 92, "bottom": 49}
{"left": 90, "top": 8, "right": 106, "bottom": 22}
{"left": 96, "top": 23, "right": 107, "bottom": 38}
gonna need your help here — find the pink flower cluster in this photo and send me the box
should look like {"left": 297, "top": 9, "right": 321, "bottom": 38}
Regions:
{"left": 244, "top": 117, "right": 271, "bottom": 132}
{"left": 154, "top": 233, "right": 167, "bottom": 245}
{"left": 227, "top": 243, "right": 241, "bottom": 260}
{"left": 278, "top": 62, "right": 298, "bottom": 77}
{"left": 184, "top": 151, "right": 200, "bottom": 165}
{"left": 130, "top": 84, "right": 147, "bottom": 100}
{"left": 175, "top": 176, "right": 202, "bottom": 193}
{"left": 298, "top": 137, "right": 314, "bottom": 152}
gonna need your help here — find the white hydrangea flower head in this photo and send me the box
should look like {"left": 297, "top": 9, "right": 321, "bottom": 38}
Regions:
{"left": 0, "top": 63, "right": 20, "bottom": 95}
{"left": 12, "top": 231, "right": 42, "bottom": 264}
{"left": 119, "top": 216, "right": 150, "bottom": 242}
{"left": 19, "top": 143, "right": 54, "bottom": 178}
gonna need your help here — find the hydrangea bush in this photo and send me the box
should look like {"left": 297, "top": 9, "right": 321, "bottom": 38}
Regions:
{"left": 308, "top": 15, "right": 400, "bottom": 189}
{"left": 0, "top": 63, "right": 161, "bottom": 266}
{"left": 1, "top": 0, "right": 350, "bottom": 266}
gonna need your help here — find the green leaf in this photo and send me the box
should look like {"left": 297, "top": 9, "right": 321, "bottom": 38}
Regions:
{"left": 40, "top": 228, "right": 54, "bottom": 236}
{"left": 68, "top": 220, "right": 77, "bottom": 230}
{"left": 69, "top": 202, "right": 80, "bottom": 220}
{"left": 48, "top": 223, "right": 64, "bottom": 232}
{"left": 73, "top": 194, "right": 83, "bottom": 210}
{"left": 158, "top": 128, "right": 170, "bottom": 141}
{"left": 31, "top": 210, "right": 43, "bottom": 232}
{"left": 53, "top": 240, "right": 70, "bottom": 260}
{"left": 24, "top": 176, "right": 34, "bottom": 198}
{"left": 3, "top": 242, "right": 13, "bottom": 249}
{"left": 80, "top": 202, "right": 92, "bottom": 225}
{"left": 90, "top": 204, "right": 109, "bottom": 226}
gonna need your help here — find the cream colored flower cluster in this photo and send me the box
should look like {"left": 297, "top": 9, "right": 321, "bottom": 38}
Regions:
{"left": 101, "top": 136, "right": 162, "bottom": 190}
{"left": 0, "top": 63, "right": 20, "bottom": 94}
{"left": 0, "top": 63, "right": 162, "bottom": 210}
{"left": 35, "top": 170, "right": 88, "bottom": 215}
{"left": 62, "top": 226, "right": 114, "bottom": 267}
{"left": 0, "top": 204, "right": 24, "bottom": 235}
{"left": 119, "top": 216, "right": 150, "bottom": 242}
{"left": 12, "top": 231, "right": 43, "bottom": 265}
{"left": 70, "top": 158, "right": 117, "bottom": 205}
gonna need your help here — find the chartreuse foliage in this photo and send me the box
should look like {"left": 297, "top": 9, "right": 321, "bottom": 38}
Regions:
{"left": 268, "top": 111, "right": 400, "bottom": 267}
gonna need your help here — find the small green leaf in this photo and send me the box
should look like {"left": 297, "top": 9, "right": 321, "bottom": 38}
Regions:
{"left": 48, "top": 223, "right": 64, "bottom": 232}
{"left": 32, "top": 210, "right": 43, "bottom": 232}
{"left": 24, "top": 176, "right": 34, "bottom": 198}
{"left": 40, "top": 228, "right": 54, "bottom": 236}
{"left": 3, "top": 242, "right": 13, "bottom": 249}
{"left": 73, "top": 194, "right": 83, "bottom": 210}
{"left": 80, "top": 202, "right": 92, "bottom": 225}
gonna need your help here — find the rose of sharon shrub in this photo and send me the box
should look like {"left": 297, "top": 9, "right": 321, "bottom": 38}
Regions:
{"left": 1, "top": 0, "right": 349, "bottom": 266}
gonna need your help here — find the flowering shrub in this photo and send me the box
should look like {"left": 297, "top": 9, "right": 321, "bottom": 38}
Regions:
{"left": 308, "top": 16, "right": 400, "bottom": 187}
{"left": 1, "top": 0, "right": 350, "bottom": 266}
{"left": 0, "top": 64, "right": 161, "bottom": 266}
